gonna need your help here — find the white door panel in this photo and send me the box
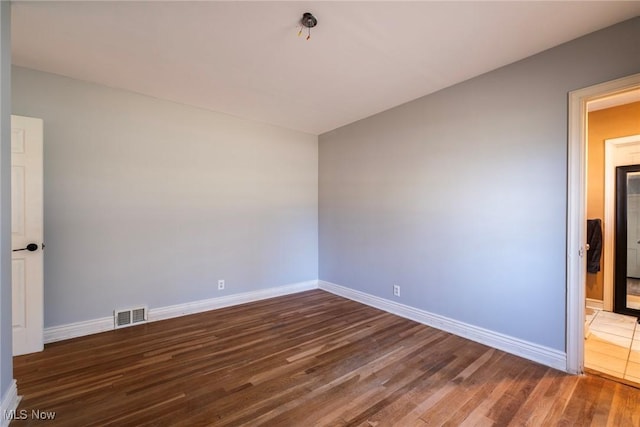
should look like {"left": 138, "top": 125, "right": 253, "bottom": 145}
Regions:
{"left": 11, "top": 115, "right": 44, "bottom": 356}
{"left": 12, "top": 259, "right": 26, "bottom": 329}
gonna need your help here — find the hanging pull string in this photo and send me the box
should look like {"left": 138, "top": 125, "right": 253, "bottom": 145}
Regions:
{"left": 296, "top": 25, "right": 311, "bottom": 40}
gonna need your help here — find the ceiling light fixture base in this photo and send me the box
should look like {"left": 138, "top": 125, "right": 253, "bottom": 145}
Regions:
{"left": 301, "top": 13, "right": 317, "bottom": 29}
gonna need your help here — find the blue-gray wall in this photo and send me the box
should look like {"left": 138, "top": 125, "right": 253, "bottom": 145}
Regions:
{"left": 12, "top": 67, "right": 318, "bottom": 327}
{"left": 0, "top": 0, "right": 13, "bottom": 398}
{"left": 319, "top": 17, "right": 640, "bottom": 351}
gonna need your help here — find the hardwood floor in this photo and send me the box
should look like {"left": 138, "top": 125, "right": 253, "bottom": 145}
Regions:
{"left": 12, "top": 290, "right": 640, "bottom": 426}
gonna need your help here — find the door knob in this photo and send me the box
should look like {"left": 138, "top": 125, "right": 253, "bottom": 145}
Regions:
{"left": 12, "top": 243, "right": 39, "bottom": 252}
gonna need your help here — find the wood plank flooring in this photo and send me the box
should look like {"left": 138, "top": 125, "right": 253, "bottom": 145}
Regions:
{"left": 12, "top": 290, "right": 640, "bottom": 426}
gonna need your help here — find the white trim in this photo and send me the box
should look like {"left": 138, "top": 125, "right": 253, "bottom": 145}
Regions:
{"left": 0, "top": 380, "right": 21, "bottom": 427}
{"left": 588, "top": 88, "right": 640, "bottom": 112}
{"left": 567, "top": 84, "right": 588, "bottom": 374}
{"left": 319, "top": 281, "right": 567, "bottom": 371}
{"left": 603, "top": 134, "right": 640, "bottom": 311}
{"left": 44, "top": 280, "right": 319, "bottom": 343}
{"left": 567, "top": 73, "right": 640, "bottom": 375}
{"left": 44, "top": 316, "right": 113, "bottom": 344}
{"left": 586, "top": 298, "right": 604, "bottom": 310}
{"left": 150, "top": 280, "right": 318, "bottom": 322}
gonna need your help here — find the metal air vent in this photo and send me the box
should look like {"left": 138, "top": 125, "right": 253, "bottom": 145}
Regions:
{"left": 114, "top": 306, "right": 148, "bottom": 328}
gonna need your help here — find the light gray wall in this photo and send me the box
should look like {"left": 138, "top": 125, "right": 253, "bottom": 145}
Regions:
{"left": 12, "top": 67, "right": 318, "bottom": 327}
{"left": 319, "top": 17, "right": 640, "bottom": 351}
{"left": 0, "top": 0, "right": 13, "bottom": 397}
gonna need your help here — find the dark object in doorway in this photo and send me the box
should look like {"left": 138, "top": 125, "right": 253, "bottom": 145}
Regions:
{"left": 587, "top": 219, "right": 602, "bottom": 273}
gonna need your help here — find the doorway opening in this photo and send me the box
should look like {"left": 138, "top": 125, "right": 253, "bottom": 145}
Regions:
{"left": 584, "top": 103, "right": 640, "bottom": 385}
{"left": 567, "top": 73, "right": 640, "bottom": 378}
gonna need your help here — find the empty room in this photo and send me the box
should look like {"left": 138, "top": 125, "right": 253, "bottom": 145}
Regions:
{"left": 1, "top": 1, "right": 640, "bottom": 425}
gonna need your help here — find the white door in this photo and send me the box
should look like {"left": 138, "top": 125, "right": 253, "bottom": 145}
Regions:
{"left": 11, "top": 115, "right": 44, "bottom": 356}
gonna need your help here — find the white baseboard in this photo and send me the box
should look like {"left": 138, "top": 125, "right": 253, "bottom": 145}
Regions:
{"left": 44, "top": 316, "right": 113, "bottom": 344}
{"left": 149, "top": 280, "right": 318, "bottom": 322}
{"left": 318, "top": 280, "right": 567, "bottom": 372}
{"left": 44, "top": 280, "right": 319, "bottom": 344}
{"left": 586, "top": 298, "right": 604, "bottom": 310}
{"left": 0, "top": 380, "right": 21, "bottom": 427}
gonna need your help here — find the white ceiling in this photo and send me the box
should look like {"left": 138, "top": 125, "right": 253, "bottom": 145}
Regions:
{"left": 11, "top": 1, "right": 640, "bottom": 135}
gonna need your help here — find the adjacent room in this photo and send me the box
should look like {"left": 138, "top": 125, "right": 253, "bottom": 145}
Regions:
{"left": 1, "top": 1, "right": 640, "bottom": 425}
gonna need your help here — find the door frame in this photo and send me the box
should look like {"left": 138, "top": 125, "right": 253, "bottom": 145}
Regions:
{"left": 567, "top": 73, "right": 640, "bottom": 374}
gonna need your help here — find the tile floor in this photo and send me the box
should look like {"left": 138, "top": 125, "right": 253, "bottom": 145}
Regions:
{"left": 585, "top": 309, "right": 640, "bottom": 385}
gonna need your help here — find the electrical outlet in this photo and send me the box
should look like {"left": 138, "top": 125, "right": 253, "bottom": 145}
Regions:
{"left": 393, "top": 285, "right": 400, "bottom": 297}
{"left": 218, "top": 280, "right": 225, "bottom": 290}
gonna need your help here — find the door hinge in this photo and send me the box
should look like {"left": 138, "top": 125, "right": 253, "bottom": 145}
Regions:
{"left": 579, "top": 247, "right": 585, "bottom": 257}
